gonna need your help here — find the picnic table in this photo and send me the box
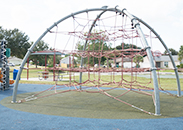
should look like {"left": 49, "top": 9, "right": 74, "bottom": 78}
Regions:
{"left": 38, "top": 71, "right": 65, "bottom": 81}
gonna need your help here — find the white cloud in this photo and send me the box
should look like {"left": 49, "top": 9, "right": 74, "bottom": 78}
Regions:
{"left": 0, "top": 0, "right": 183, "bottom": 52}
{"left": 172, "top": 8, "right": 183, "bottom": 27}
{"left": 11, "top": 5, "right": 29, "bottom": 24}
{"left": 181, "top": 9, "right": 183, "bottom": 15}
{"left": 172, "top": 19, "right": 183, "bottom": 27}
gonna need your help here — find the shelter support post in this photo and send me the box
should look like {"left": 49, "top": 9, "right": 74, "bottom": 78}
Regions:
{"left": 27, "top": 58, "right": 29, "bottom": 80}
{"left": 45, "top": 55, "right": 47, "bottom": 71}
{"left": 53, "top": 52, "right": 55, "bottom": 81}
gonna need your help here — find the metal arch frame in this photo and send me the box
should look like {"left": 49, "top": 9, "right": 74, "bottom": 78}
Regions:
{"left": 133, "top": 16, "right": 181, "bottom": 97}
{"left": 12, "top": 7, "right": 111, "bottom": 103}
{"left": 122, "top": 9, "right": 160, "bottom": 115}
{"left": 79, "top": 10, "right": 107, "bottom": 90}
{"left": 12, "top": 6, "right": 181, "bottom": 115}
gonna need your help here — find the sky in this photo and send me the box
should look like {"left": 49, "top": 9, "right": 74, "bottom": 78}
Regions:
{"left": 0, "top": 0, "right": 183, "bottom": 53}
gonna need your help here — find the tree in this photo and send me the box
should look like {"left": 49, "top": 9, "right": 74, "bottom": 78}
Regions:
{"left": 77, "top": 41, "right": 111, "bottom": 65}
{"left": 178, "top": 45, "right": 183, "bottom": 63}
{"left": 47, "top": 54, "right": 61, "bottom": 67}
{"left": 77, "top": 30, "right": 111, "bottom": 65}
{"left": 164, "top": 48, "right": 178, "bottom": 55}
{"left": 0, "top": 27, "right": 5, "bottom": 40}
{"left": 29, "top": 40, "right": 49, "bottom": 68}
{"left": 115, "top": 43, "right": 141, "bottom": 50}
{"left": 133, "top": 54, "right": 144, "bottom": 68}
{"left": 0, "top": 27, "right": 31, "bottom": 59}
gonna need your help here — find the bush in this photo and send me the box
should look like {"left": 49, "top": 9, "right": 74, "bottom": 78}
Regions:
{"left": 177, "top": 64, "right": 183, "bottom": 68}
{"left": 47, "top": 65, "right": 64, "bottom": 73}
{"left": 177, "top": 65, "right": 180, "bottom": 68}
{"left": 180, "top": 64, "right": 183, "bottom": 68}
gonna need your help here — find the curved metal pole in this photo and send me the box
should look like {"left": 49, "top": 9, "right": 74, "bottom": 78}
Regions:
{"left": 123, "top": 9, "right": 160, "bottom": 115}
{"left": 12, "top": 7, "right": 121, "bottom": 103}
{"left": 12, "top": 6, "right": 174, "bottom": 116}
{"left": 79, "top": 10, "right": 107, "bottom": 90}
{"left": 134, "top": 16, "right": 181, "bottom": 97}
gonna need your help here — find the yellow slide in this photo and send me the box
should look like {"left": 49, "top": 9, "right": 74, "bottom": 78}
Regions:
{"left": 0, "top": 70, "right": 14, "bottom": 85}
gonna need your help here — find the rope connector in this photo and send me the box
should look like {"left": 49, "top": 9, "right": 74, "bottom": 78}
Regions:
{"left": 167, "top": 51, "right": 172, "bottom": 55}
{"left": 54, "top": 22, "right": 58, "bottom": 27}
{"left": 122, "top": 8, "right": 127, "bottom": 13}
{"left": 144, "top": 46, "right": 151, "bottom": 50}
{"left": 150, "top": 67, "right": 157, "bottom": 71}
{"left": 173, "top": 67, "right": 177, "bottom": 70}
{"left": 28, "top": 48, "right": 33, "bottom": 53}
{"left": 130, "top": 18, "right": 140, "bottom": 28}
{"left": 47, "top": 28, "right": 51, "bottom": 33}
{"left": 131, "top": 18, "right": 137, "bottom": 23}
{"left": 71, "top": 13, "right": 75, "bottom": 18}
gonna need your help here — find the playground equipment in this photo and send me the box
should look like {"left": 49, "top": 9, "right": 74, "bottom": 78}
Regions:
{"left": 0, "top": 70, "right": 14, "bottom": 85}
{"left": 12, "top": 6, "right": 181, "bottom": 116}
{"left": 29, "top": 50, "right": 63, "bottom": 81}
{"left": 0, "top": 40, "right": 14, "bottom": 90}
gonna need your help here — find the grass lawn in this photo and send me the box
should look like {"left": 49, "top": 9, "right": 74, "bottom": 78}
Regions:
{"left": 8, "top": 66, "right": 183, "bottom": 91}
{"left": 3, "top": 66, "right": 182, "bottom": 119}
{"left": 2, "top": 84, "right": 183, "bottom": 119}
{"left": 9, "top": 65, "right": 46, "bottom": 78}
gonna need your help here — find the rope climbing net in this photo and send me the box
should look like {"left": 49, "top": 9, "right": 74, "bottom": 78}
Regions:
{"left": 16, "top": 8, "right": 181, "bottom": 115}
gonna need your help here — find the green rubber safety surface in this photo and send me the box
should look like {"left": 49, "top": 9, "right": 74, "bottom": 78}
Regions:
{"left": 1, "top": 90, "right": 183, "bottom": 119}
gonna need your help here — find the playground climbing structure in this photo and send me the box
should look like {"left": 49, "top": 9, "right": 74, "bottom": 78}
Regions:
{"left": 12, "top": 6, "right": 181, "bottom": 116}
{"left": 0, "top": 40, "right": 14, "bottom": 90}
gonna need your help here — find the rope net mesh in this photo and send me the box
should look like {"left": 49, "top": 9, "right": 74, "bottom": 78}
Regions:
{"left": 19, "top": 11, "right": 174, "bottom": 115}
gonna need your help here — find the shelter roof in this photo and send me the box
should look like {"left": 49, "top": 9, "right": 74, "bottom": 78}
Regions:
{"left": 31, "top": 50, "right": 64, "bottom": 55}
{"left": 154, "top": 55, "right": 179, "bottom": 62}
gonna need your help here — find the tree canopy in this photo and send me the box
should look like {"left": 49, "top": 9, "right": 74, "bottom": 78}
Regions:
{"left": 115, "top": 43, "right": 141, "bottom": 50}
{"left": 133, "top": 54, "right": 144, "bottom": 68}
{"left": 178, "top": 45, "right": 183, "bottom": 63}
{"left": 0, "top": 27, "right": 52, "bottom": 67}
{"left": 164, "top": 48, "right": 178, "bottom": 55}
{"left": 0, "top": 27, "right": 31, "bottom": 59}
{"left": 77, "top": 30, "right": 111, "bottom": 65}
{"left": 77, "top": 41, "right": 111, "bottom": 65}
{"left": 29, "top": 40, "right": 50, "bottom": 67}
